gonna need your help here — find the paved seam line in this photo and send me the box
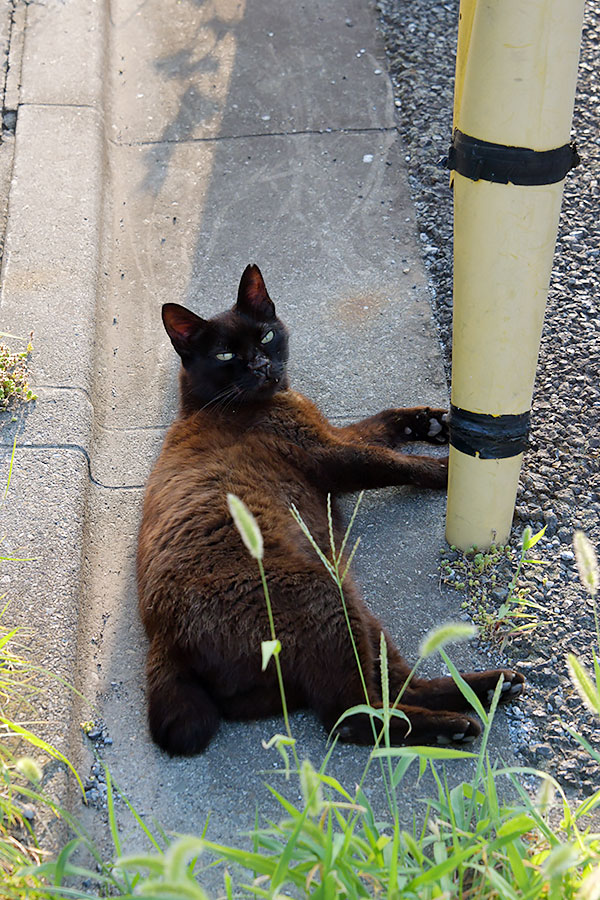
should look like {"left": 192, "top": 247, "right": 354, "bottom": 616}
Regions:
{"left": 19, "top": 101, "right": 100, "bottom": 112}
{"left": 111, "top": 125, "right": 398, "bottom": 148}
{"left": 3, "top": 0, "right": 15, "bottom": 110}
{"left": 1, "top": 442, "right": 144, "bottom": 490}
{"left": 33, "top": 386, "right": 169, "bottom": 431}
{"left": 33, "top": 388, "right": 368, "bottom": 430}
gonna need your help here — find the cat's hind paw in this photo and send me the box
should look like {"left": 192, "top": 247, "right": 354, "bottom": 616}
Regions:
{"left": 434, "top": 714, "right": 481, "bottom": 745}
{"left": 148, "top": 680, "right": 220, "bottom": 756}
{"left": 487, "top": 670, "right": 525, "bottom": 705}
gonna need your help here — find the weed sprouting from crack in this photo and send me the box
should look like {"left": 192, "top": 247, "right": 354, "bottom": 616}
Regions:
{"left": 0, "top": 332, "right": 36, "bottom": 412}
{"left": 440, "top": 526, "right": 547, "bottom": 648}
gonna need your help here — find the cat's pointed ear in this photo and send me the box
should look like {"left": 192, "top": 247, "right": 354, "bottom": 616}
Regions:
{"left": 236, "top": 264, "right": 276, "bottom": 321}
{"left": 162, "top": 303, "right": 207, "bottom": 357}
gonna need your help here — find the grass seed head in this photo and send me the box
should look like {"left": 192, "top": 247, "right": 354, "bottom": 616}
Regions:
{"left": 227, "top": 493, "right": 264, "bottom": 560}
{"left": 574, "top": 531, "right": 599, "bottom": 596}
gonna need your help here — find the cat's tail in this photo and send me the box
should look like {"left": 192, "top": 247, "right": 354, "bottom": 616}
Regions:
{"left": 146, "top": 637, "right": 220, "bottom": 756}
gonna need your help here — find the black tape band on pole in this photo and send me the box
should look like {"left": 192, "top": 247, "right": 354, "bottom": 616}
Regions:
{"left": 449, "top": 405, "right": 530, "bottom": 459}
{"left": 445, "top": 129, "right": 580, "bottom": 185}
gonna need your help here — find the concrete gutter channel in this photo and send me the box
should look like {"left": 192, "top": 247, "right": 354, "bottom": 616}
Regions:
{"left": 0, "top": 0, "right": 522, "bottom": 882}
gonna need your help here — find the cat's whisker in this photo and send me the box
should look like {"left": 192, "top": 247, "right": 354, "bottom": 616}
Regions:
{"left": 213, "top": 388, "right": 243, "bottom": 414}
{"left": 198, "top": 385, "right": 240, "bottom": 413}
{"left": 205, "top": 387, "right": 237, "bottom": 409}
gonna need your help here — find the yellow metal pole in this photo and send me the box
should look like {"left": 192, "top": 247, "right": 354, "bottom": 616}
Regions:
{"left": 445, "top": 0, "right": 585, "bottom": 551}
{"left": 453, "top": 0, "right": 476, "bottom": 129}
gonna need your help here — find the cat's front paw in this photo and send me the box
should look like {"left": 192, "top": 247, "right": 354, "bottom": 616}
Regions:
{"left": 422, "top": 408, "right": 450, "bottom": 444}
{"left": 396, "top": 407, "right": 449, "bottom": 445}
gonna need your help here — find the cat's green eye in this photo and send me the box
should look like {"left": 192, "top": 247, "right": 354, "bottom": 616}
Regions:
{"left": 216, "top": 351, "right": 234, "bottom": 361}
{"left": 261, "top": 330, "right": 274, "bottom": 344}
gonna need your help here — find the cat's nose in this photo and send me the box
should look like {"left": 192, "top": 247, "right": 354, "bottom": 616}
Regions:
{"left": 249, "top": 357, "right": 271, "bottom": 378}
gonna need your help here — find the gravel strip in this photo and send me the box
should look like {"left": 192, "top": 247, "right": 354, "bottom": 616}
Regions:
{"left": 378, "top": 0, "right": 600, "bottom": 798}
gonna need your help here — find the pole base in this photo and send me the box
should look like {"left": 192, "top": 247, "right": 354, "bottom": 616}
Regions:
{"left": 445, "top": 446, "right": 522, "bottom": 551}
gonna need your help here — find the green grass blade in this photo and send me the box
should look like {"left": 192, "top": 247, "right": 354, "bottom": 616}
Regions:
{"left": 265, "top": 783, "right": 301, "bottom": 818}
{"left": 337, "top": 491, "right": 364, "bottom": 565}
{"left": 117, "top": 787, "right": 166, "bottom": 853}
{"left": 576, "top": 787, "right": 600, "bottom": 820}
{"left": 105, "top": 765, "right": 136, "bottom": 894}
{"left": 373, "top": 746, "right": 477, "bottom": 761}
{"left": 270, "top": 800, "right": 316, "bottom": 890}
{"left": 326, "top": 493, "right": 336, "bottom": 566}
{"left": 407, "top": 843, "right": 477, "bottom": 889}
{"left": 392, "top": 755, "right": 415, "bottom": 788}
{"left": 523, "top": 524, "right": 546, "bottom": 551}
{"left": 52, "top": 838, "right": 81, "bottom": 885}
{"left": 0, "top": 626, "right": 20, "bottom": 651}
{"left": 340, "top": 537, "right": 361, "bottom": 584}
{"left": 567, "top": 653, "right": 600, "bottom": 717}
{"left": 200, "top": 839, "right": 287, "bottom": 882}
{"left": 387, "top": 823, "right": 400, "bottom": 899}
{"left": 328, "top": 704, "right": 385, "bottom": 736}
{"left": 439, "top": 648, "right": 488, "bottom": 724}
{"left": 290, "top": 504, "right": 336, "bottom": 579}
{"left": 564, "top": 725, "right": 600, "bottom": 765}
{"left": 0, "top": 717, "right": 84, "bottom": 794}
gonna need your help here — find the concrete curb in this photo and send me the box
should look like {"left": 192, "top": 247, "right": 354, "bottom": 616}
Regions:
{"left": 0, "top": 0, "right": 109, "bottom": 815}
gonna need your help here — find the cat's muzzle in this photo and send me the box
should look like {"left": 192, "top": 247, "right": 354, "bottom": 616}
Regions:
{"left": 249, "top": 357, "right": 275, "bottom": 387}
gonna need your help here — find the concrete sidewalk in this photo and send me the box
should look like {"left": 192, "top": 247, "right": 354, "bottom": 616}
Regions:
{"left": 0, "top": 0, "right": 521, "bottom": 883}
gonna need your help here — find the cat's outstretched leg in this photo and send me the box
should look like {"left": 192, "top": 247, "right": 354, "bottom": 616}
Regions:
{"left": 337, "top": 406, "right": 449, "bottom": 447}
{"left": 315, "top": 670, "right": 482, "bottom": 745}
{"left": 403, "top": 669, "right": 525, "bottom": 712}
{"left": 302, "top": 598, "right": 482, "bottom": 746}
{"left": 368, "top": 620, "right": 525, "bottom": 714}
{"left": 146, "top": 638, "right": 220, "bottom": 756}
{"left": 319, "top": 443, "right": 448, "bottom": 492}
{"left": 332, "top": 703, "right": 482, "bottom": 746}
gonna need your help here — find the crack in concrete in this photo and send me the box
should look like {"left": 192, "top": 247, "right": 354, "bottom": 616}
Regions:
{"left": 34, "top": 385, "right": 169, "bottom": 431}
{"left": 4, "top": 0, "right": 25, "bottom": 125}
{"left": 19, "top": 101, "right": 100, "bottom": 111}
{"left": 98, "top": 422, "right": 166, "bottom": 433}
{"left": 110, "top": 124, "right": 398, "bottom": 149}
{"left": 0, "top": 441, "right": 145, "bottom": 490}
{"left": 31, "top": 388, "right": 403, "bottom": 431}
{"left": 1, "top": 414, "right": 421, "bottom": 490}
{"left": 0, "top": 0, "right": 21, "bottom": 271}
{"left": 2, "top": 0, "right": 16, "bottom": 115}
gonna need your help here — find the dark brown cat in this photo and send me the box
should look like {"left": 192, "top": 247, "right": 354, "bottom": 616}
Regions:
{"left": 137, "top": 264, "right": 524, "bottom": 756}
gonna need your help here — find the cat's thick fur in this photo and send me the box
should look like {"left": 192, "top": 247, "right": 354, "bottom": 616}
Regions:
{"left": 137, "top": 265, "right": 524, "bottom": 756}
